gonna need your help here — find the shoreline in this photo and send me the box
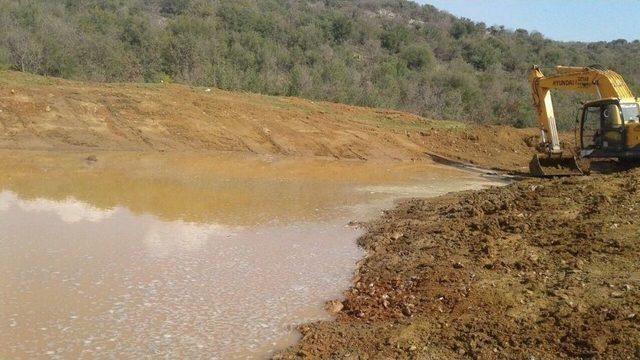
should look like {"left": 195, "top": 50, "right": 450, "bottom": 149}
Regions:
{"left": 276, "top": 169, "right": 640, "bottom": 358}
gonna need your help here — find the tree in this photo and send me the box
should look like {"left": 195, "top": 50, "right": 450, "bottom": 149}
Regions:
{"left": 3, "top": 24, "right": 43, "bottom": 73}
{"left": 449, "top": 17, "right": 478, "bottom": 39}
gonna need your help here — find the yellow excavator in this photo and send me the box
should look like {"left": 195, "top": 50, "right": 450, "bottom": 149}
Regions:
{"left": 529, "top": 65, "right": 640, "bottom": 176}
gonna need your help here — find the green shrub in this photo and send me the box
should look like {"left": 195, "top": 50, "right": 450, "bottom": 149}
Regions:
{"left": 400, "top": 45, "right": 435, "bottom": 71}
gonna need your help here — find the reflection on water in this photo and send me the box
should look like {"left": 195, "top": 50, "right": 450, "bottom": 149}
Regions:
{"left": 0, "top": 192, "right": 118, "bottom": 223}
{"left": 142, "top": 219, "right": 237, "bottom": 258}
{"left": 1, "top": 192, "right": 359, "bottom": 358}
{"left": 0, "top": 151, "right": 506, "bottom": 359}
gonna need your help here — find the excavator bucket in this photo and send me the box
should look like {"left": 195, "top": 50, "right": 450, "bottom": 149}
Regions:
{"left": 529, "top": 154, "right": 584, "bottom": 177}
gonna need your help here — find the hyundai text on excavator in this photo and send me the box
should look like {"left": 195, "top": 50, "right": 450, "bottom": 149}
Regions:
{"left": 529, "top": 65, "right": 640, "bottom": 176}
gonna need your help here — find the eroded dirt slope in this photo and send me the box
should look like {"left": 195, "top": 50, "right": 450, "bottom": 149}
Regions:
{"left": 278, "top": 170, "right": 640, "bottom": 359}
{"left": 0, "top": 71, "right": 537, "bottom": 171}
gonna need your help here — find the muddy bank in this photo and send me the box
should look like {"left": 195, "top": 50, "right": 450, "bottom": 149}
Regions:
{"left": 278, "top": 170, "right": 640, "bottom": 358}
{"left": 1, "top": 71, "right": 536, "bottom": 171}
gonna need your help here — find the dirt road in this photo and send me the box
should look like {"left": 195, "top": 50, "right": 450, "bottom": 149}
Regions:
{"left": 277, "top": 170, "right": 640, "bottom": 358}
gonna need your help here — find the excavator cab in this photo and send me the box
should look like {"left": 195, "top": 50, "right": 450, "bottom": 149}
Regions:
{"left": 579, "top": 99, "right": 640, "bottom": 159}
{"left": 580, "top": 100, "right": 623, "bottom": 154}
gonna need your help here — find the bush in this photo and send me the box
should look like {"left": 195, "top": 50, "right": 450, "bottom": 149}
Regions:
{"left": 330, "top": 15, "right": 352, "bottom": 43}
{"left": 400, "top": 44, "right": 434, "bottom": 71}
{"left": 380, "top": 24, "right": 409, "bottom": 53}
{"left": 462, "top": 40, "right": 500, "bottom": 71}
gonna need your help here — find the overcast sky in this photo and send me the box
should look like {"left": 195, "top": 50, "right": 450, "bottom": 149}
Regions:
{"left": 418, "top": 0, "right": 639, "bottom": 42}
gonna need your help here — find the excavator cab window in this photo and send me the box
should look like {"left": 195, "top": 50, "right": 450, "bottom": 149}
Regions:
{"left": 582, "top": 103, "right": 625, "bottom": 152}
{"left": 621, "top": 103, "right": 640, "bottom": 123}
{"left": 581, "top": 106, "right": 601, "bottom": 150}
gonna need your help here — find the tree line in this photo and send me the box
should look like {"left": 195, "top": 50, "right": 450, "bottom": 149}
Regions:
{"left": 1, "top": 0, "right": 639, "bottom": 129}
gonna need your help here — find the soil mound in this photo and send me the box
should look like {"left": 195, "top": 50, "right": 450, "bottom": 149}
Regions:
{"left": 1, "top": 71, "right": 536, "bottom": 171}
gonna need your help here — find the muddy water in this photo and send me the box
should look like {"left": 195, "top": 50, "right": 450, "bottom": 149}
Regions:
{"left": 0, "top": 151, "right": 506, "bottom": 359}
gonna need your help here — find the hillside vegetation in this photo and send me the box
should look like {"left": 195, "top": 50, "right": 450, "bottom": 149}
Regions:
{"left": 1, "top": 0, "right": 639, "bottom": 129}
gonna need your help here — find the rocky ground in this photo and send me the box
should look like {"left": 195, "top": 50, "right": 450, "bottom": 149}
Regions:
{"left": 278, "top": 169, "right": 640, "bottom": 359}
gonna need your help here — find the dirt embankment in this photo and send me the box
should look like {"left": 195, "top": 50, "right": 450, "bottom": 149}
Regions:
{"left": 278, "top": 170, "right": 640, "bottom": 359}
{"left": 0, "top": 71, "right": 538, "bottom": 172}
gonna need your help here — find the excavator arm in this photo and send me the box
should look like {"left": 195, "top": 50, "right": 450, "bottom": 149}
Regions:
{"left": 528, "top": 65, "right": 636, "bottom": 176}
{"left": 529, "top": 65, "right": 634, "bottom": 154}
